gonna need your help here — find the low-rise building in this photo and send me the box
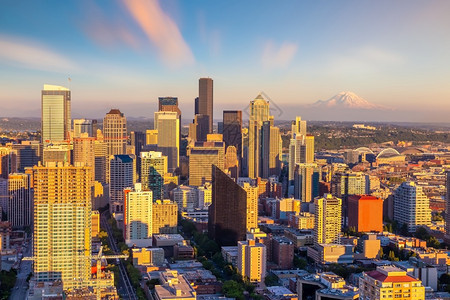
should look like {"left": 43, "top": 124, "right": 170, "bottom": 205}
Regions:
{"left": 155, "top": 270, "right": 197, "bottom": 300}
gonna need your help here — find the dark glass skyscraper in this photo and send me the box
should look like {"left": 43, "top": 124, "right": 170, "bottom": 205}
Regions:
{"left": 223, "top": 110, "right": 242, "bottom": 160}
{"left": 198, "top": 78, "right": 213, "bottom": 133}
{"left": 208, "top": 165, "right": 247, "bottom": 246}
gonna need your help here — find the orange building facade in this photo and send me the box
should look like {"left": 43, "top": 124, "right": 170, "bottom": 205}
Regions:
{"left": 348, "top": 195, "right": 383, "bottom": 232}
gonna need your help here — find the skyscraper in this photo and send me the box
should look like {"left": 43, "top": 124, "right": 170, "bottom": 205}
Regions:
{"left": 11, "top": 141, "right": 42, "bottom": 172}
{"left": 188, "top": 140, "right": 225, "bottom": 186}
{"left": 0, "top": 147, "right": 17, "bottom": 179}
{"left": 124, "top": 183, "right": 153, "bottom": 247}
{"left": 8, "top": 173, "right": 32, "bottom": 228}
{"left": 140, "top": 151, "right": 167, "bottom": 201}
{"left": 73, "top": 119, "right": 96, "bottom": 138}
{"left": 158, "top": 97, "right": 182, "bottom": 147}
{"left": 314, "top": 194, "right": 342, "bottom": 245}
{"left": 194, "top": 114, "right": 210, "bottom": 142}
{"left": 223, "top": 110, "right": 242, "bottom": 160}
{"left": 198, "top": 78, "right": 213, "bottom": 133}
{"left": 33, "top": 163, "right": 91, "bottom": 288}
{"left": 209, "top": 165, "right": 250, "bottom": 246}
{"left": 73, "top": 135, "right": 96, "bottom": 186}
{"left": 394, "top": 181, "right": 431, "bottom": 233}
{"left": 269, "top": 125, "right": 282, "bottom": 176}
{"left": 154, "top": 111, "right": 179, "bottom": 173}
{"left": 103, "top": 109, "right": 127, "bottom": 157}
{"left": 294, "top": 163, "right": 320, "bottom": 202}
{"left": 248, "top": 94, "right": 270, "bottom": 179}
{"left": 109, "top": 154, "right": 135, "bottom": 213}
{"left": 445, "top": 171, "right": 450, "bottom": 243}
{"left": 41, "top": 84, "right": 71, "bottom": 144}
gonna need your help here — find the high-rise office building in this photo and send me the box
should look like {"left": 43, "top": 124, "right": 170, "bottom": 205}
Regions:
{"left": 225, "top": 146, "right": 239, "bottom": 179}
{"left": 314, "top": 194, "right": 342, "bottom": 245}
{"left": 209, "top": 166, "right": 250, "bottom": 246}
{"left": 0, "top": 147, "right": 17, "bottom": 179}
{"left": 172, "top": 185, "right": 197, "bottom": 211}
{"left": 189, "top": 140, "right": 225, "bottom": 186}
{"left": 33, "top": 163, "right": 91, "bottom": 288}
{"left": 73, "top": 135, "right": 96, "bottom": 186}
{"left": 260, "top": 121, "right": 271, "bottom": 178}
{"left": 130, "top": 131, "right": 146, "bottom": 179}
{"left": 294, "top": 163, "right": 320, "bottom": 202}
{"left": 289, "top": 134, "right": 314, "bottom": 181}
{"left": 109, "top": 154, "right": 135, "bottom": 213}
{"left": 359, "top": 266, "right": 425, "bottom": 300}
{"left": 194, "top": 114, "right": 210, "bottom": 142}
{"left": 7, "top": 173, "right": 32, "bottom": 228}
{"left": 291, "top": 116, "right": 307, "bottom": 138}
{"left": 223, "top": 110, "right": 242, "bottom": 160}
{"left": 140, "top": 151, "right": 167, "bottom": 201}
{"left": 269, "top": 125, "right": 282, "bottom": 176}
{"left": 124, "top": 183, "right": 153, "bottom": 247}
{"left": 237, "top": 239, "right": 266, "bottom": 283}
{"left": 248, "top": 94, "right": 270, "bottom": 179}
{"left": 348, "top": 195, "right": 383, "bottom": 233}
{"left": 394, "top": 181, "right": 431, "bottom": 233}
{"left": 94, "top": 131, "right": 107, "bottom": 183}
{"left": 331, "top": 172, "right": 369, "bottom": 226}
{"left": 11, "top": 141, "right": 42, "bottom": 172}
{"left": 198, "top": 78, "right": 213, "bottom": 133}
{"left": 154, "top": 111, "right": 179, "bottom": 173}
{"left": 103, "top": 109, "right": 127, "bottom": 157}
{"left": 73, "top": 119, "right": 96, "bottom": 138}
{"left": 158, "top": 97, "right": 182, "bottom": 148}
{"left": 41, "top": 84, "right": 71, "bottom": 144}
{"left": 42, "top": 143, "right": 71, "bottom": 165}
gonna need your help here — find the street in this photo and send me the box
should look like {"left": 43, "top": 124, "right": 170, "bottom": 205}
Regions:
{"left": 9, "top": 242, "right": 32, "bottom": 300}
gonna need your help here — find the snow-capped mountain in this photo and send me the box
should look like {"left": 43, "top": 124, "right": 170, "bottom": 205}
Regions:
{"left": 311, "top": 91, "right": 385, "bottom": 110}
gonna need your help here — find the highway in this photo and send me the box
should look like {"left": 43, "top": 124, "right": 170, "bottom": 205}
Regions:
{"left": 100, "top": 211, "right": 137, "bottom": 300}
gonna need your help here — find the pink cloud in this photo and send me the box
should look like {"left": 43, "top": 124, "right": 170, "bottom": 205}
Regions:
{"left": 122, "top": 0, "right": 194, "bottom": 68}
{"left": 261, "top": 41, "right": 298, "bottom": 70}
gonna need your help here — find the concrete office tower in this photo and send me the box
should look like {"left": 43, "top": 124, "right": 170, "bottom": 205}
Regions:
{"left": 314, "top": 194, "right": 342, "bottom": 245}
{"left": 94, "top": 131, "right": 107, "bottom": 183}
{"left": 73, "top": 119, "right": 96, "bottom": 138}
{"left": 172, "top": 185, "right": 197, "bottom": 211}
{"left": 446, "top": 171, "right": 450, "bottom": 243}
{"left": 0, "top": 179, "right": 7, "bottom": 215}
{"left": 124, "top": 183, "right": 153, "bottom": 247}
{"left": 11, "top": 141, "right": 42, "bottom": 172}
{"left": 73, "top": 134, "right": 96, "bottom": 186}
{"left": 294, "top": 163, "right": 320, "bottom": 202}
{"left": 41, "top": 84, "right": 71, "bottom": 144}
{"left": 348, "top": 195, "right": 383, "bottom": 233}
{"left": 159, "top": 97, "right": 182, "bottom": 147}
{"left": 42, "top": 143, "right": 71, "bottom": 165}
{"left": 188, "top": 140, "right": 225, "bottom": 186}
{"left": 8, "top": 173, "right": 32, "bottom": 228}
{"left": 209, "top": 166, "right": 252, "bottom": 246}
{"left": 32, "top": 163, "right": 91, "bottom": 289}
{"left": 237, "top": 239, "right": 266, "bottom": 283}
{"left": 359, "top": 266, "right": 425, "bottom": 300}
{"left": 288, "top": 134, "right": 314, "bottom": 181}
{"left": 269, "top": 124, "right": 282, "bottom": 177}
{"left": 0, "top": 147, "right": 17, "bottom": 179}
{"left": 223, "top": 110, "right": 242, "bottom": 160}
{"left": 154, "top": 111, "right": 179, "bottom": 173}
{"left": 109, "top": 154, "right": 135, "bottom": 213}
{"left": 198, "top": 78, "right": 213, "bottom": 133}
{"left": 394, "top": 181, "right": 431, "bottom": 233}
{"left": 152, "top": 200, "right": 178, "bottom": 234}
{"left": 197, "top": 183, "right": 212, "bottom": 207}
{"left": 248, "top": 94, "right": 270, "bottom": 179}
{"left": 225, "top": 146, "right": 239, "bottom": 179}
{"left": 194, "top": 114, "right": 210, "bottom": 142}
{"left": 140, "top": 151, "right": 167, "bottom": 201}
{"left": 291, "top": 116, "right": 307, "bottom": 138}
{"left": 331, "top": 172, "right": 369, "bottom": 226}
{"left": 103, "top": 109, "right": 127, "bottom": 156}
{"left": 260, "top": 121, "right": 271, "bottom": 178}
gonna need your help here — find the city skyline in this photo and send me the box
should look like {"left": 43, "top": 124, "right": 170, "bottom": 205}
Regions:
{"left": 0, "top": 0, "right": 450, "bottom": 122}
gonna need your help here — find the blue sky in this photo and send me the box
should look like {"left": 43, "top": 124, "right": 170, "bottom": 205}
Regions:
{"left": 0, "top": 0, "right": 449, "bottom": 121}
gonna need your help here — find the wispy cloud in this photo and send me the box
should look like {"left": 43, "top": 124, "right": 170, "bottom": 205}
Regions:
{"left": 122, "top": 0, "right": 194, "bottom": 68}
{"left": 261, "top": 41, "right": 298, "bottom": 70}
{"left": 198, "top": 12, "right": 221, "bottom": 57}
{"left": 0, "top": 35, "right": 78, "bottom": 72}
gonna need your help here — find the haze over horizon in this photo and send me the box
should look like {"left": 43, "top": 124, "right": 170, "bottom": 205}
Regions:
{"left": 1, "top": 0, "right": 449, "bottom": 122}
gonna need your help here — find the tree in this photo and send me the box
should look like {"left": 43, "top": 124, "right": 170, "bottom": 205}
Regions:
{"left": 293, "top": 256, "right": 307, "bottom": 269}
{"left": 264, "top": 274, "right": 279, "bottom": 286}
{"left": 415, "top": 227, "right": 429, "bottom": 240}
{"left": 222, "top": 280, "right": 244, "bottom": 300}
{"left": 427, "top": 236, "right": 440, "bottom": 249}
{"left": 388, "top": 250, "right": 399, "bottom": 262}
{"left": 378, "top": 248, "right": 384, "bottom": 259}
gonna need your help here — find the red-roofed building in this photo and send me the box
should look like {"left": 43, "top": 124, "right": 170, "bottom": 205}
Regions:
{"left": 359, "top": 266, "right": 425, "bottom": 300}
